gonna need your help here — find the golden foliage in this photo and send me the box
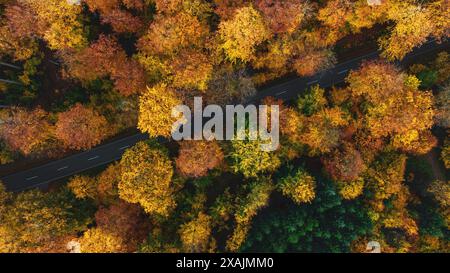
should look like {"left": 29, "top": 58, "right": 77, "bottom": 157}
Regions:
{"left": 79, "top": 228, "right": 125, "bottom": 253}
{"left": 96, "top": 163, "right": 121, "bottom": 204}
{"left": 218, "top": 6, "right": 272, "bottom": 63}
{"left": 278, "top": 168, "right": 316, "bottom": 204}
{"left": 337, "top": 179, "right": 365, "bottom": 200}
{"left": 348, "top": 62, "right": 434, "bottom": 140}
{"left": 0, "top": 25, "right": 38, "bottom": 61}
{"left": 169, "top": 49, "right": 213, "bottom": 91}
{"left": 367, "top": 152, "right": 407, "bottom": 202}
{"left": 138, "top": 12, "right": 208, "bottom": 55}
{"left": 323, "top": 142, "right": 366, "bottom": 182}
{"left": 230, "top": 138, "right": 281, "bottom": 178}
{"left": 227, "top": 179, "right": 273, "bottom": 252}
{"left": 295, "top": 107, "right": 349, "bottom": 155}
{"left": 138, "top": 84, "right": 183, "bottom": 138}
{"left": 179, "top": 212, "right": 214, "bottom": 252}
{"left": 226, "top": 224, "right": 249, "bottom": 252}
{"left": 293, "top": 49, "right": 336, "bottom": 77}
{"left": 119, "top": 141, "right": 175, "bottom": 216}
{"left": 435, "top": 84, "right": 450, "bottom": 128}
{"left": 391, "top": 130, "right": 437, "bottom": 155}
{"left": 68, "top": 175, "right": 97, "bottom": 200}
{"left": 24, "top": 0, "right": 87, "bottom": 50}
{"left": 235, "top": 180, "right": 274, "bottom": 225}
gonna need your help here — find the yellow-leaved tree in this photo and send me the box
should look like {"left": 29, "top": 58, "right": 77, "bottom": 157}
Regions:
{"left": 229, "top": 138, "right": 281, "bottom": 178}
{"left": 118, "top": 141, "right": 175, "bottom": 216}
{"left": 227, "top": 178, "right": 274, "bottom": 252}
{"left": 79, "top": 228, "right": 125, "bottom": 253}
{"left": 179, "top": 212, "right": 215, "bottom": 252}
{"left": 347, "top": 61, "right": 435, "bottom": 154}
{"left": 380, "top": 1, "right": 434, "bottom": 60}
{"left": 218, "top": 6, "right": 272, "bottom": 63}
{"left": 138, "top": 84, "right": 183, "bottom": 138}
{"left": 24, "top": 0, "right": 87, "bottom": 50}
{"left": 277, "top": 167, "right": 316, "bottom": 204}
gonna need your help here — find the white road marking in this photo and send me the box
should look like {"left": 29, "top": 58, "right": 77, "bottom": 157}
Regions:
{"left": 337, "top": 69, "right": 348, "bottom": 75}
{"left": 26, "top": 176, "right": 38, "bottom": 181}
{"left": 57, "top": 166, "right": 69, "bottom": 171}
{"left": 87, "top": 156, "right": 100, "bottom": 161}
{"left": 276, "top": 91, "right": 287, "bottom": 96}
{"left": 119, "top": 145, "right": 130, "bottom": 150}
{"left": 307, "top": 80, "right": 318, "bottom": 85}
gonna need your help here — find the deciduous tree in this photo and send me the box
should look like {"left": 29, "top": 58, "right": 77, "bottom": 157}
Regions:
{"left": 213, "top": 0, "right": 248, "bottom": 20}
{"left": 295, "top": 107, "right": 349, "bottom": 155}
{"left": 323, "top": 143, "right": 366, "bottom": 182}
{"left": 229, "top": 138, "right": 281, "bottom": 178}
{"left": 435, "top": 83, "right": 450, "bottom": 128}
{"left": 64, "top": 35, "right": 145, "bottom": 96}
{"left": 337, "top": 178, "right": 365, "bottom": 200}
{"left": 255, "top": 0, "right": 308, "bottom": 34}
{"left": 179, "top": 212, "right": 214, "bottom": 252}
{"left": 0, "top": 188, "right": 93, "bottom": 252}
{"left": 227, "top": 179, "right": 274, "bottom": 251}
{"left": 118, "top": 141, "right": 175, "bottom": 216}
{"left": 366, "top": 152, "right": 407, "bottom": 203}
{"left": 205, "top": 67, "right": 256, "bottom": 106}
{"left": 55, "top": 103, "right": 109, "bottom": 150}
{"left": 347, "top": 62, "right": 434, "bottom": 145}
{"left": 428, "top": 180, "right": 450, "bottom": 208}
{"left": 68, "top": 175, "right": 98, "bottom": 200}
{"left": 218, "top": 6, "right": 271, "bottom": 63}
{"left": 23, "top": 0, "right": 87, "bottom": 50}
{"left": 442, "top": 138, "right": 450, "bottom": 169}
{"left": 277, "top": 167, "right": 316, "bottom": 204}
{"left": 79, "top": 228, "right": 125, "bottom": 253}
{"left": 94, "top": 201, "right": 150, "bottom": 252}
{"left": 380, "top": 1, "right": 435, "bottom": 60}
{"left": 176, "top": 140, "right": 224, "bottom": 178}
{"left": 0, "top": 107, "right": 55, "bottom": 156}
{"left": 293, "top": 49, "right": 336, "bottom": 77}
{"left": 137, "top": 84, "right": 182, "bottom": 138}
{"left": 84, "top": 0, "right": 144, "bottom": 33}
{"left": 169, "top": 49, "right": 213, "bottom": 91}
{"left": 96, "top": 163, "right": 122, "bottom": 204}
{"left": 138, "top": 12, "right": 208, "bottom": 55}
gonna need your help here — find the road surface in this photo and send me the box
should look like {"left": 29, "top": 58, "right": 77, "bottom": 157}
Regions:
{"left": 1, "top": 40, "right": 448, "bottom": 192}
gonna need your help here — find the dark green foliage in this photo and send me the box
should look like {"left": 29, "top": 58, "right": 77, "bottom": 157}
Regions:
{"left": 405, "top": 156, "right": 448, "bottom": 239}
{"left": 406, "top": 156, "right": 435, "bottom": 182}
{"left": 0, "top": 55, "right": 43, "bottom": 106}
{"left": 241, "top": 179, "right": 372, "bottom": 253}
{"left": 415, "top": 206, "right": 447, "bottom": 238}
{"left": 416, "top": 69, "right": 438, "bottom": 89}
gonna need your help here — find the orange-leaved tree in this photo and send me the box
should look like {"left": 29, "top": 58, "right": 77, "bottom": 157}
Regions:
{"left": 55, "top": 103, "right": 109, "bottom": 150}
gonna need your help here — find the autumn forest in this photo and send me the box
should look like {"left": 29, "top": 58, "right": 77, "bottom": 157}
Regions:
{"left": 0, "top": 0, "right": 449, "bottom": 254}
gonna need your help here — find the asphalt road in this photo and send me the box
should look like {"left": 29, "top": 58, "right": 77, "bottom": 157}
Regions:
{"left": 1, "top": 40, "right": 448, "bottom": 192}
